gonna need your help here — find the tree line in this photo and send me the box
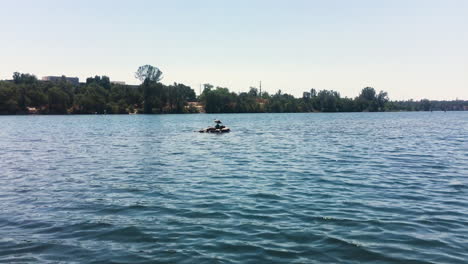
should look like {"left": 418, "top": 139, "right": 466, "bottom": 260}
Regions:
{"left": 1, "top": 66, "right": 467, "bottom": 114}
{"left": 0, "top": 67, "right": 196, "bottom": 114}
{"left": 199, "top": 85, "right": 467, "bottom": 113}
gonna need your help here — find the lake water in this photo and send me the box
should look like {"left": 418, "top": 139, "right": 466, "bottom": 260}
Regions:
{"left": 0, "top": 112, "right": 467, "bottom": 263}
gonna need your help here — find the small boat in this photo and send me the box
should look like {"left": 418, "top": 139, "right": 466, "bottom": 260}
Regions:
{"left": 199, "top": 120, "right": 230, "bottom": 133}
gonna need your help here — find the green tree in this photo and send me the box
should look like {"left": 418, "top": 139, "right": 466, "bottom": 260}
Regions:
{"left": 135, "top": 65, "right": 163, "bottom": 82}
{"left": 86, "top": 75, "right": 111, "bottom": 90}
{"left": 74, "top": 83, "right": 108, "bottom": 114}
{"left": 316, "top": 90, "right": 340, "bottom": 112}
{"left": 420, "top": 99, "right": 432, "bottom": 111}
{"left": 0, "top": 83, "right": 18, "bottom": 114}
{"left": 376, "top": 91, "right": 389, "bottom": 111}
{"left": 201, "top": 86, "right": 237, "bottom": 113}
{"left": 48, "top": 87, "right": 70, "bottom": 114}
{"left": 13, "top": 72, "right": 37, "bottom": 84}
{"left": 357, "top": 87, "right": 378, "bottom": 111}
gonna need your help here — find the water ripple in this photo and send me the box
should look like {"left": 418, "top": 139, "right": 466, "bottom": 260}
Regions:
{"left": 0, "top": 112, "right": 467, "bottom": 263}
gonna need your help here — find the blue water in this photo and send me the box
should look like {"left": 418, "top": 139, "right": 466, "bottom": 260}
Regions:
{"left": 0, "top": 112, "right": 467, "bottom": 263}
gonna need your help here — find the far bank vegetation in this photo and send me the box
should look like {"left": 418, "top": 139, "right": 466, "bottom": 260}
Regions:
{"left": 1, "top": 65, "right": 467, "bottom": 115}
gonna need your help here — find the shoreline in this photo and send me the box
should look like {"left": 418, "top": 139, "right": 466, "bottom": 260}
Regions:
{"left": 0, "top": 110, "right": 464, "bottom": 116}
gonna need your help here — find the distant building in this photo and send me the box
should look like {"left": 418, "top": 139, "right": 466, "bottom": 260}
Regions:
{"left": 42, "top": 76, "right": 79, "bottom": 85}
{"left": 26, "top": 107, "right": 38, "bottom": 114}
{"left": 186, "top": 101, "right": 204, "bottom": 113}
{"left": 111, "top": 81, "right": 126, "bottom": 85}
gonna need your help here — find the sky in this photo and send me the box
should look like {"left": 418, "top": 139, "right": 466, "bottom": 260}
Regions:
{"left": 0, "top": 0, "right": 467, "bottom": 100}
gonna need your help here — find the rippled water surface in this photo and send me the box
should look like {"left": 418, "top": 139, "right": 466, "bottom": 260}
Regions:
{"left": 1, "top": 112, "right": 467, "bottom": 263}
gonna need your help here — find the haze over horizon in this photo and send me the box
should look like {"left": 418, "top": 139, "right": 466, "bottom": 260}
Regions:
{"left": 1, "top": 0, "right": 467, "bottom": 100}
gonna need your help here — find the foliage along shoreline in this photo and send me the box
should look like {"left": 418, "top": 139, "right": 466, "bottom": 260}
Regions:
{"left": 1, "top": 67, "right": 467, "bottom": 115}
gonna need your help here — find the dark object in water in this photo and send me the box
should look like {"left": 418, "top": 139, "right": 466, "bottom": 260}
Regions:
{"left": 199, "top": 120, "right": 230, "bottom": 133}
{"left": 199, "top": 126, "right": 230, "bottom": 133}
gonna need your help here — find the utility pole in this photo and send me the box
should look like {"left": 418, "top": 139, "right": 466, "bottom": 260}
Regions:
{"left": 259, "top": 81, "right": 262, "bottom": 97}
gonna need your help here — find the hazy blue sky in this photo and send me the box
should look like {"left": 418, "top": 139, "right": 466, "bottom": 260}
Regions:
{"left": 1, "top": 0, "right": 467, "bottom": 99}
